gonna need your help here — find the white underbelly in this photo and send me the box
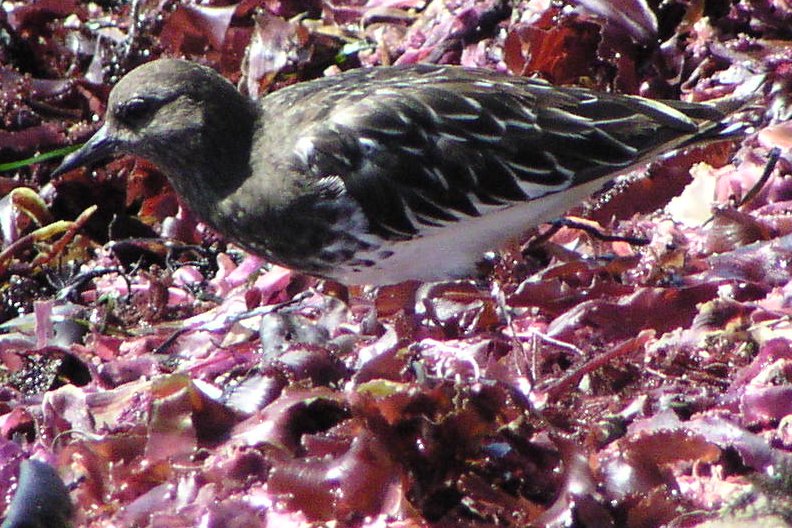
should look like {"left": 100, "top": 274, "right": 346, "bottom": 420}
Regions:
{"left": 333, "top": 178, "right": 609, "bottom": 285}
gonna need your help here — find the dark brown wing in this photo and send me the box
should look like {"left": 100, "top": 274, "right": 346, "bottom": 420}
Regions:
{"left": 285, "top": 65, "right": 731, "bottom": 240}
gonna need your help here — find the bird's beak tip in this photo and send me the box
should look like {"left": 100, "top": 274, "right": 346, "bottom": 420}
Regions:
{"left": 51, "top": 125, "right": 118, "bottom": 178}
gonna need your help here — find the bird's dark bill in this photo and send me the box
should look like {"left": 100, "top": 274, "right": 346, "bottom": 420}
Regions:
{"left": 51, "top": 125, "right": 118, "bottom": 177}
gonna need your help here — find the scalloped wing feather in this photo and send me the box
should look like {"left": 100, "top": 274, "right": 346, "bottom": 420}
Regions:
{"left": 288, "top": 66, "right": 731, "bottom": 241}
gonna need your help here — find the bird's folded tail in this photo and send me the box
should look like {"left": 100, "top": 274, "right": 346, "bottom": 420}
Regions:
{"left": 674, "top": 73, "right": 767, "bottom": 145}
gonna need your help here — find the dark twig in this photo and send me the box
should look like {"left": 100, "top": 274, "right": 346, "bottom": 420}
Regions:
{"left": 54, "top": 266, "right": 129, "bottom": 303}
{"left": 703, "top": 146, "right": 781, "bottom": 226}
{"left": 153, "top": 290, "right": 313, "bottom": 355}
{"left": 737, "top": 147, "right": 781, "bottom": 209}
{"left": 550, "top": 218, "right": 651, "bottom": 246}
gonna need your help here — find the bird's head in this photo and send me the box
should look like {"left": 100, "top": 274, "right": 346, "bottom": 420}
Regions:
{"left": 53, "top": 59, "right": 253, "bottom": 180}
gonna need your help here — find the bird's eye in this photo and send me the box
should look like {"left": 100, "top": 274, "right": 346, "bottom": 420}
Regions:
{"left": 115, "top": 97, "right": 155, "bottom": 125}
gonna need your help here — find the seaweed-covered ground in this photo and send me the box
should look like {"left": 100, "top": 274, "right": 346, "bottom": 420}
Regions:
{"left": 1, "top": 0, "right": 791, "bottom": 526}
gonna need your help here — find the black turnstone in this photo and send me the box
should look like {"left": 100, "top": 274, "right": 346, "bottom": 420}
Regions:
{"left": 53, "top": 59, "right": 752, "bottom": 285}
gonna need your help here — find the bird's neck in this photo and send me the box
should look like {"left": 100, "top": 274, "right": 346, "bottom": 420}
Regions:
{"left": 161, "top": 97, "right": 257, "bottom": 220}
